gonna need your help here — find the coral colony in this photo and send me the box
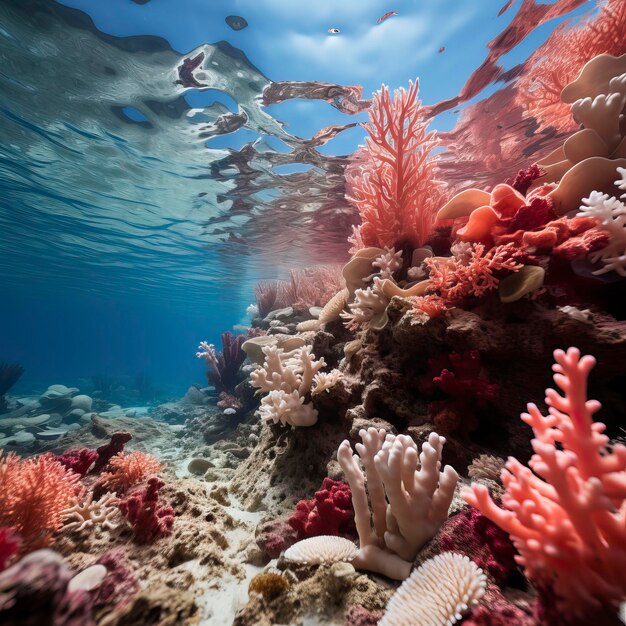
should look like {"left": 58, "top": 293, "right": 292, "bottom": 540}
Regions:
{"left": 2, "top": 7, "right": 626, "bottom": 626}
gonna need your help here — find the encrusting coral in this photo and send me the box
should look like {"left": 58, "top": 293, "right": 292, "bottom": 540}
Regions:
{"left": 379, "top": 552, "right": 487, "bottom": 626}
{"left": 463, "top": 347, "right": 626, "bottom": 618}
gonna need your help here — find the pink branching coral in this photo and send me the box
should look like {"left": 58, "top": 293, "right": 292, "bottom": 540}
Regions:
{"left": 425, "top": 243, "right": 523, "bottom": 304}
{"left": 463, "top": 347, "right": 626, "bottom": 618}
{"left": 346, "top": 81, "right": 447, "bottom": 249}
{"left": 97, "top": 451, "right": 162, "bottom": 494}
{"left": 516, "top": 0, "right": 626, "bottom": 131}
{"left": 118, "top": 477, "right": 175, "bottom": 544}
{"left": 91, "top": 432, "right": 132, "bottom": 474}
{"left": 0, "top": 528, "right": 20, "bottom": 572}
{"left": 0, "top": 453, "right": 81, "bottom": 552}
{"left": 288, "top": 478, "right": 355, "bottom": 540}
{"left": 411, "top": 294, "right": 448, "bottom": 320}
{"left": 56, "top": 448, "right": 98, "bottom": 477}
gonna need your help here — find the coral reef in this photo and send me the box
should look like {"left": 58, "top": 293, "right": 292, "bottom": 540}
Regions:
{"left": 196, "top": 332, "right": 247, "bottom": 393}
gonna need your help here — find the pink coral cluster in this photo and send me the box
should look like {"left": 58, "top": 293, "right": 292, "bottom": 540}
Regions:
{"left": 118, "top": 477, "right": 175, "bottom": 544}
{"left": 346, "top": 81, "right": 447, "bottom": 250}
{"left": 463, "top": 347, "right": 626, "bottom": 617}
{"left": 288, "top": 478, "right": 355, "bottom": 540}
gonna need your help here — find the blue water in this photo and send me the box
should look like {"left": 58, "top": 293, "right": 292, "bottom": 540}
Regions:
{"left": 0, "top": 0, "right": 596, "bottom": 396}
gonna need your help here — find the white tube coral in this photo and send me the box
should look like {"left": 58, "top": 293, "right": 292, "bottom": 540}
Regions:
{"left": 337, "top": 428, "right": 458, "bottom": 580}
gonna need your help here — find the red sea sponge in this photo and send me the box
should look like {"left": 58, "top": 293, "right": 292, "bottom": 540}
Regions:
{"left": 0, "top": 528, "right": 20, "bottom": 572}
{"left": 439, "top": 508, "right": 517, "bottom": 585}
{"left": 509, "top": 164, "right": 543, "bottom": 196}
{"left": 463, "top": 602, "right": 536, "bottom": 626}
{"left": 94, "top": 549, "right": 139, "bottom": 611}
{"left": 0, "top": 452, "right": 81, "bottom": 552}
{"left": 118, "top": 477, "right": 175, "bottom": 544}
{"left": 56, "top": 448, "right": 98, "bottom": 477}
{"left": 431, "top": 350, "right": 499, "bottom": 401}
{"left": 288, "top": 478, "right": 355, "bottom": 540}
{"left": 255, "top": 518, "right": 298, "bottom": 559}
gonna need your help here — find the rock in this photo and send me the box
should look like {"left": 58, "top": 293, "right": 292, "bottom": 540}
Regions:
{"left": 265, "top": 307, "right": 294, "bottom": 321}
{"left": 0, "top": 431, "right": 36, "bottom": 446}
{"left": 187, "top": 457, "right": 214, "bottom": 475}
{"left": 309, "top": 307, "right": 323, "bottom": 318}
{"left": 64, "top": 409, "right": 85, "bottom": 424}
{"left": 36, "top": 424, "right": 79, "bottom": 440}
{"left": 70, "top": 395, "right": 93, "bottom": 412}
{"left": 182, "top": 386, "right": 209, "bottom": 406}
{"left": 0, "top": 413, "right": 51, "bottom": 430}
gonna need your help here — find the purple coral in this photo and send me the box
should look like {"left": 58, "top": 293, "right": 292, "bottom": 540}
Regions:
{"left": 196, "top": 332, "right": 246, "bottom": 393}
{"left": 91, "top": 432, "right": 132, "bottom": 474}
{"left": 56, "top": 448, "right": 98, "bottom": 477}
{"left": 94, "top": 549, "right": 139, "bottom": 611}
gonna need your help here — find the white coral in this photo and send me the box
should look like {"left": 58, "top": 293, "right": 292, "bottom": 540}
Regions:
{"left": 341, "top": 277, "right": 389, "bottom": 329}
{"left": 284, "top": 535, "right": 358, "bottom": 564}
{"left": 577, "top": 168, "right": 626, "bottom": 276}
{"left": 373, "top": 247, "right": 403, "bottom": 279}
{"left": 62, "top": 492, "right": 120, "bottom": 532}
{"left": 250, "top": 345, "right": 326, "bottom": 427}
{"left": 337, "top": 428, "right": 459, "bottom": 580}
{"left": 311, "top": 369, "right": 343, "bottom": 395}
{"left": 379, "top": 553, "right": 487, "bottom": 626}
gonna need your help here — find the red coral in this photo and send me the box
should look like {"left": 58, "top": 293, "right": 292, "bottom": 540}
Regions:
{"left": 430, "top": 351, "right": 499, "bottom": 401}
{"left": 56, "top": 448, "right": 98, "bottom": 477}
{"left": 0, "top": 453, "right": 81, "bottom": 552}
{"left": 425, "top": 243, "right": 523, "bottom": 304}
{"left": 509, "top": 164, "right": 543, "bottom": 196}
{"left": 345, "top": 605, "right": 384, "bottom": 626}
{"left": 94, "top": 549, "right": 139, "bottom": 611}
{"left": 288, "top": 478, "right": 355, "bottom": 540}
{"left": 412, "top": 294, "right": 448, "bottom": 319}
{"left": 91, "top": 432, "right": 132, "bottom": 474}
{"left": 439, "top": 508, "right": 517, "bottom": 585}
{"left": 97, "top": 451, "right": 162, "bottom": 494}
{"left": 118, "top": 477, "right": 175, "bottom": 544}
{"left": 0, "top": 528, "right": 20, "bottom": 572}
{"left": 464, "top": 602, "right": 536, "bottom": 626}
{"left": 346, "top": 81, "right": 447, "bottom": 249}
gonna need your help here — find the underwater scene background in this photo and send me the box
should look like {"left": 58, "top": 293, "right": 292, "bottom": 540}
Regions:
{"left": 0, "top": 0, "right": 625, "bottom": 625}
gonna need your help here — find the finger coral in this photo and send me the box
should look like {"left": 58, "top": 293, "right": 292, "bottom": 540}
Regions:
{"left": 118, "top": 477, "right": 175, "bottom": 544}
{"left": 462, "top": 347, "right": 626, "bottom": 618}
{"left": 346, "top": 81, "right": 447, "bottom": 250}
{"left": 97, "top": 451, "right": 162, "bottom": 494}
{"left": 337, "top": 429, "right": 458, "bottom": 580}
{"left": 0, "top": 452, "right": 81, "bottom": 552}
{"left": 379, "top": 552, "right": 487, "bottom": 626}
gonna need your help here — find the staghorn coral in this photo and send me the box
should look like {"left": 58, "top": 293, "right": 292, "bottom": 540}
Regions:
{"left": 250, "top": 344, "right": 326, "bottom": 427}
{"left": 372, "top": 248, "right": 403, "bottom": 279}
{"left": 379, "top": 552, "right": 487, "bottom": 626}
{"left": 118, "top": 477, "right": 175, "bottom": 544}
{"left": 288, "top": 478, "right": 355, "bottom": 540}
{"left": 196, "top": 332, "right": 247, "bottom": 393}
{"left": 0, "top": 452, "right": 81, "bottom": 551}
{"left": 425, "top": 243, "right": 523, "bottom": 305}
{"left": 463, "top": 347, "right": 626, "bottom": 618}
{"left": 336, "top": 429, "right": 458, "bottom": 580}
{"left": 62, "top": 492, "right": 121, "bottom": 532}
{"left": 346, "top": 81, "right": 447, "bottom": 249}
{"left": 577, "top": 167, "right": 626, "bottom": 275}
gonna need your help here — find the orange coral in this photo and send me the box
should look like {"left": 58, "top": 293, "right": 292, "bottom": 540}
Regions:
{"left": 0, "top": 452, "right": 81, "bottom": 551}
{"left": 425, "top": 243, "right": 523, "bottom": 304}
{"left": 98, "top": 451, "right": 162, "bottom": 493}
{"left": 517, "top": 0, "right": 626, "bottom": 131}
{"left": 346, "top": 81, "right": 447, "bottom": 249}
